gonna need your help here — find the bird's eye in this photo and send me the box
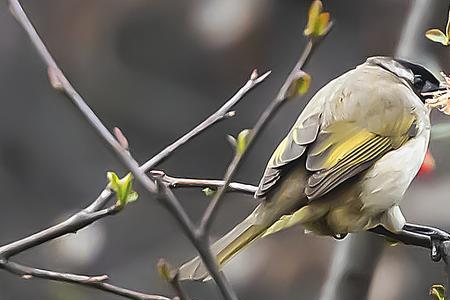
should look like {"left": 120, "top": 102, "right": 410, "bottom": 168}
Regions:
{"left": 414, "top": 76, "right": 423, "bottom": 84}
{"left": 413, "top": 75, "right": 425, "bottom": 90}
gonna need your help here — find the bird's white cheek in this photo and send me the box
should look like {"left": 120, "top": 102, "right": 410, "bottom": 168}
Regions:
{"left": 360, "top": 129, "right": 430, "bottom": 212}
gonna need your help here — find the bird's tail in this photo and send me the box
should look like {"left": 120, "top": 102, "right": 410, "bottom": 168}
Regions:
{"left": 178, "top": 208, "right": 266, "bottom": 281}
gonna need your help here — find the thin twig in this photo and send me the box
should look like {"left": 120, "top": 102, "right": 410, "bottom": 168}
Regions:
{"left": 156, "top": 258, "right": 191, "bottom": 300}
{"left": 0, "top": 205, "right": 119, "bottom": 259}
{"left": 141, "top": 70, "right": 271, "bottom": 172}
{"left": 0, "top": 261, "right": 170, "bottom": 300}
{"left": 198, "top": 32, "right": 331, "bottom": 235}
{"left": 154, "top": 181, "right": 236, "bottom": 300}
{"left": 170, "top": 276, "right": 191, "bottom": 300}
{"left": 9, "top": 0, "right": 143, "bottom": 189}
{"left": 150, "top": 170, "right": 257, "bottom": 195}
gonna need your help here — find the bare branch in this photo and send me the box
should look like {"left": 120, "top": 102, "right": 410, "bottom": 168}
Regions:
{"left": 150, "top": 170, "right": 257, "bottom": 195}
{"left": 153, "top": 180, "right": 236, "bottom": 300}
{"left": 0, "top": 205, "right": 119, "bottom": 259}
{"left": 0, "top": 261, "right": 170, "bottom": 300}
{"left": 9, "top": 1, "right": 141, "bottom": 189}
{"left": 141, "top": 69, "right": 271, "bottom": 171}
{"left": 198, "top": 28, "right": 333, "bottom": 235}
{"left": 156, "top": 258, "right": 191, "bottom": 300}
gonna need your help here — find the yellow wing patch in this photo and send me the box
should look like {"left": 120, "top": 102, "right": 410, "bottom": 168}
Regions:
{"left": 305, "top": 121, "right": 411, "bottom": 200}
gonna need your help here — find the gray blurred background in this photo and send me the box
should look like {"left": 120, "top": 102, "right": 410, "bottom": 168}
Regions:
{"left": 0, "top": 1, "right": 449, "bottom": 299}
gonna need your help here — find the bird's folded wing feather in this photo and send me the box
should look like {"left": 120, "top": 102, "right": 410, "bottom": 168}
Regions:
{"left": 304, "top": 121, "right": 411, "bottom": 200}
{"left": 255, "top": 110, "right": 415, "bottom": 201}
{"left": 255, "top": 112, "right": 321, "bottom": 198}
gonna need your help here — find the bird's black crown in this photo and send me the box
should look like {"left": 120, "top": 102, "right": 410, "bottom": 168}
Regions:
{"left": 395, "top": 59, "right": 442, "bottom": 96}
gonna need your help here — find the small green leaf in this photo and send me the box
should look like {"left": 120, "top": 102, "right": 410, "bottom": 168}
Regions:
{"left": 107, "top": 172, "right": 121, "bottom": 192}
{"left": 107, "top": 171, "right": 139, "bottom": 208}
{"left": 426, "top": 29, "right": 449, "bottom": 46}
{"left": 317, "top": 12, "right": 330, "bottom": 36}
{"left": 236, "top": 129, "right": 252, "bottom": 155}
{"left": 126, "top": 191, "right": 139, "bottom": 203}
{"left": 285, "top": 71, "right": 311, "bottom": 99}
{"left": 447, "top": 10, "right": 450, "bottom": 38}
{"left": 202, "top": 187, "right": 217, "bottom": 197}
{"left": 304, "top": 0, "right": 321, "bottom": 36}
{"left": 430, "top": 284, "right": 446, "bottom": 300}
{"left": 304, "top": 0, "right": 330, "bottom": 37}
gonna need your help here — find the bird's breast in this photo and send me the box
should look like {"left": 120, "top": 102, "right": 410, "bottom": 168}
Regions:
{"left": 359, "top": 127, "right": 430, "bottom": 213}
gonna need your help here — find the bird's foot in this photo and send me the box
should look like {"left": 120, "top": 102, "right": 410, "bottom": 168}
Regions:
{"left": 404, "top": 223, "right": 450, "bottom": 262}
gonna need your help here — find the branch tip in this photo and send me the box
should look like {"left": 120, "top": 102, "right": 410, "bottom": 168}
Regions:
{"left": 113, "top": 127, "right": 130, "bottom": 151}
{"left": 250, "top": 69, "right": 259, "bottom": 81}
{"left": 226, "top": 134, "right": 237, "bottom": 148}
{"left": 47, "top": 66, "right": 64, "bottom": 91}
{"left": 257, "top": 70, "right": 272, "bottom": 82}
{"left": 224, "top": 111, "right": 236, "bottom": 118}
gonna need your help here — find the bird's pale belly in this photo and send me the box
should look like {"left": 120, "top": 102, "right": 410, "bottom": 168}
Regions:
{"left": 301, "top": 185, "right": 375, "bottom": 236}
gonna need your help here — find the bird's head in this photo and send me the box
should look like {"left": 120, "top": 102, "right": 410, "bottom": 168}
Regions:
{"left": 366, "top": 56, "right": 446, "bottom": 102}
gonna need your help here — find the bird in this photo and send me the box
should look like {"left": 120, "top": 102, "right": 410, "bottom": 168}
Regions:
{"left": 178, "top": 56, "right": 445, "bottom": 281}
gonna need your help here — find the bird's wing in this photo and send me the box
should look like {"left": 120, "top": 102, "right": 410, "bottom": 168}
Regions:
{"left": 256, "top": 63, "right": 419, "bottom": 201}
{"left": 255, "top": 112, "right": 321, "bottom": 198}
{"left": 304, "top": 120, "right": 413, "bottom": 200}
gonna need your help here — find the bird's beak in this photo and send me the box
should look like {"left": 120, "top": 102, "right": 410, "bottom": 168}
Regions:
{"left": 438, "top": 83, "right": 448, "bottom": 92}
{"left": 423, "top": 80, "right": 450, "bottom": 115}
{"left": 420, "top": 81, "right": 448, "bottom": 97}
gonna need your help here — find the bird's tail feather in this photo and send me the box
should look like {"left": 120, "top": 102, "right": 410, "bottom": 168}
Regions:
{"left": 178, "top": 197, "right": 321, "bottom": 281}
{"left": 178, "top": 212, "right": 265, "bottom": 281}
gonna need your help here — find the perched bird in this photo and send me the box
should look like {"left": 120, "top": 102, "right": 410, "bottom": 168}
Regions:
{"left": 179, "top": 56, "right": 445, "bottom": 281}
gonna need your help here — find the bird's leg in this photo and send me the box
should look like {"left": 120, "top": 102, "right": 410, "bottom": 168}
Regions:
{"left": 403, "top": 223, "right": 450, "bottom": 262}
{"left": 370, "top": 225, "right": 430, "bottom": 247}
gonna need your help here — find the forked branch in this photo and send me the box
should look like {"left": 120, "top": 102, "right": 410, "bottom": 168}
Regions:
{"left": 4, "top": 1, "right": 332, "bottom": 299}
